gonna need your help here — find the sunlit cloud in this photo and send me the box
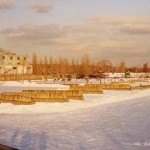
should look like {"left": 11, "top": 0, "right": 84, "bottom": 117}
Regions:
{"left": 30, "top": 2, "right": 51, "bottom": 13}
{"left": 1, "top": 15, "right": 150, "bottom": 65}
{"left": 0, "top": 0, "right": 15, "bottom": 9}
{"left": 120, "top": 24, "right": 150, "bottom": 35}
{"left": 1, "top": 24, "right": 66, "bottom": 41}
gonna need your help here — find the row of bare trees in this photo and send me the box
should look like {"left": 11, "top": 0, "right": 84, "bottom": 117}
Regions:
{"left": 32, "top": 53, "right": 91, "bottom": 77}
{"left": 32, "top": 53, "right": 150, "bottom": 77}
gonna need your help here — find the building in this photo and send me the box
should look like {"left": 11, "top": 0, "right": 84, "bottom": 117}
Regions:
{"left": 0, "top": 48, "right": 33, "bottom": 75}
{"left": 119, "top": 61, "right": 126, "bottom": 73}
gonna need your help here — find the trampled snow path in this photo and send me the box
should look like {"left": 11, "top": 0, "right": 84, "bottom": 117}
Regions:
{"left": 0, "top": 88, "right": 150, "bottom": 150}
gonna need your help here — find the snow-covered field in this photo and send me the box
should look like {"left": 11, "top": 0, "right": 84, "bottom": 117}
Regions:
{"left": 0, "top": 80, "right": 150, "bottom": 150}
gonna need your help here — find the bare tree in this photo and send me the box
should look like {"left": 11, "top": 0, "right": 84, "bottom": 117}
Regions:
{"left": 32, "top": 52, "right": 38, "bottom": 74}
{"left": 44, "top": 56, "right": 48, "bottom": 75}
{"left": 81, "top": 53, "right": 90, "bottom": 77}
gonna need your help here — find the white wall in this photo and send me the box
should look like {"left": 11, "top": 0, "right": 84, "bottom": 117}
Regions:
{"left": 0, "top": 65, "right": 33, "bottom": 75}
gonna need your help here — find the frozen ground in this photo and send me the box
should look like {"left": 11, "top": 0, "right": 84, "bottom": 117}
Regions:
{"left": 0, "top": 81, "right": 150, "bottom": 150}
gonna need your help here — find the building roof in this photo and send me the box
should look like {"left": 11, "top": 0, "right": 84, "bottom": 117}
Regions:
{"left": 0, "top": 48, "right": 16, "bottom": 55}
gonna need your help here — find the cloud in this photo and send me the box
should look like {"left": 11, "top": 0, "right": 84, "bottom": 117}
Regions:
{"left": 0, "top": 0, "right": 15, "bottom": 9}
{"left": 30, "top": 2, "right": 51, "bottom": 13}
{"left": 1, "top": 24, "right": 66, "bottom": 41}
{"left": 120, "top": 24, "right": 150, "bottom": 35}
{"left": 89, "top": 16, "right": 150, "bottom": 25}
{"left": 1, "top": 15, "right": 150, "bottom": 66}
{"left": 2, "top": 16, "right": 150, "bottom": 42}
{"left": 89, "top": 15, "right": 150, "bottom": 35}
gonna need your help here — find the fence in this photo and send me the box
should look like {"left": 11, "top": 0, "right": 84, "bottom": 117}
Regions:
{"left": 101, "top": 84, "right": 132, "bottom": 90}
{"left": 22, "top": 90, "right": 84, "bottom": 100}
{"left": 0, "top": 75, "right": 52, "bottom": 81}
{"left": 0, "top": 89, "right": 84, "bottom": 104}
{"left": 0, "top": 92, "right": 34, "bottom": 105}
{"left": 70, "top": 84, "right": 103, "bottom": 94}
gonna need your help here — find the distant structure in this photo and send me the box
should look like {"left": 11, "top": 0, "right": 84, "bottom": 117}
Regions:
{"left": 143, "top": 63, "right": 148, "bottom": 73}
{"left": 97, "top": 60, "right": 113, "bottom": 72}
{"left": 119, "top": 61, "right": 126, "bottom": 73}
{"left": 0, "top": 48, "right": 33, "bottom": 75}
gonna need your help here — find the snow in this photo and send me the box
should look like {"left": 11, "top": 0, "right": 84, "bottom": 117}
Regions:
{"left": 0, "top": 81, "right": 69, "bottom": 93}
{"left": 107, "top": 72, "right": 150, "bottom": 78}
{"left": 0, "top": 80, "right": 68, "bottom": 88}
{"left": 133, "top": 141, "right": 150, "bottom": 147}
{"left": 0, "top": 80, "right": 150, "bottom": 150}
{"left": 130, "top": 81, "right": 150, "bottom": 87}
{"left": 0, "top": 89, "right": 149, "bottom": 115}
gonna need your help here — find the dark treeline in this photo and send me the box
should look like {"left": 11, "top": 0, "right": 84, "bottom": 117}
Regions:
{"left": 32, "top": 53, "right": 149, "bottom": 77}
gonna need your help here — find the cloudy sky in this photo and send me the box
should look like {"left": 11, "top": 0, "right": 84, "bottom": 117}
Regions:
{"left": 0, "top": 0, "right": 150, "bottom": 66}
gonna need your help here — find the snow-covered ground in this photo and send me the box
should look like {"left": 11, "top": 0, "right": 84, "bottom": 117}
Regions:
{"left": 0, "top": 80, "right": 150, "bottom": 150}
{"left": 107, "top": 72, "right": 150, "bottom": 78}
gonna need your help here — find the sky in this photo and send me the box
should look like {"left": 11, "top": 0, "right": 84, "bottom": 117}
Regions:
{"left": 0, "top": 0, "right": 150, "bottom": 66}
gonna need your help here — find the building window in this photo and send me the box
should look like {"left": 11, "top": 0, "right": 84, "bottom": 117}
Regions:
{"left": 17, "top": 57, "right": 20, "bottom": 60}
{"left": 10, "top": 57, "right": 13, "bottom": 60}
{"left": 24, "top": 57, "right": 27, "bottom": 60}
{"left": 13, "top": 67, "right": 17, "bottom": 69}
{"left": 2, "top": 56, "right": 5, "bottom": 59}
